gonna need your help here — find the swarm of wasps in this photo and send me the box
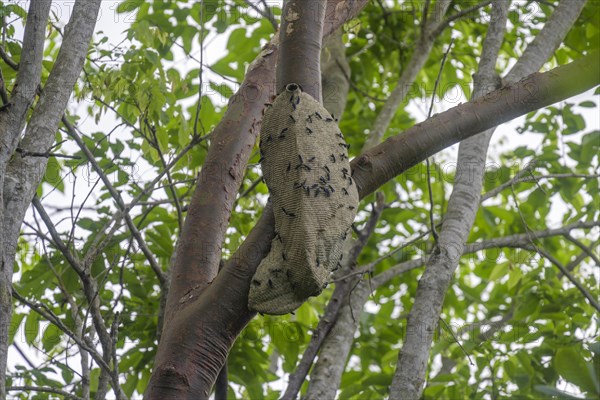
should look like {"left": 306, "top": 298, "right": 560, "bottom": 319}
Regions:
{"left": 248, "top": 84, "right": 358, "bottom": 315}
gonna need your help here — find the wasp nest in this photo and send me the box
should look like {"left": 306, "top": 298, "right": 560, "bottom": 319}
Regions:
{"left": 248, "top": 83, "right": 359, "bottom": 315}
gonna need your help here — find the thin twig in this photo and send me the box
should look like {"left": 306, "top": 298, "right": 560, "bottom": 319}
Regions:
{"left": 15, "top": 147, "right": 81, "bottom": 159}
{"left": 6, "top": 386, "right": 83, "bottom": 400}
{"left": 0, "top": 45, "right": 18, "bottom": 69}
{"left": 536, "top": 248, "right": 600, "bottom": 312}
{"left": 245, "top": 0, "right": 278, "bottom": 30}
{"left": 11, "top": 289, "right": 111, "bottom": 372}
{"left": 62, "top": 117, "right": 167, "bottom": 286}
{"left": 234, "top": 175, "right": 263, "bottom": 205}
{"left": 439, "top": 317, "right": 473, "bottom": 365}
{"left": 482, "top": 171, "right": 598, "bottom": 201}
{"left": 431, "top": 0, "right": 495, "bottom": 37}
{"left": 148, "top": 121, "right": 184, "bottom": 230}
{"left": 424, "top": 38, "right": 454, "bottom": 242}
{"left": 564, "top": 234, "right": 600, "bottom": 266}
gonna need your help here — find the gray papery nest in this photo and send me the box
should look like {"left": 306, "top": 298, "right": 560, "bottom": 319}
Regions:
{"left": 248, "top": 83, "right": 359, "bottom": 315}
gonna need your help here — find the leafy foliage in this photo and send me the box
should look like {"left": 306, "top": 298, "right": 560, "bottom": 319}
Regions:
{"left": 2, "top": 0, "right": 598, "bottom": 399}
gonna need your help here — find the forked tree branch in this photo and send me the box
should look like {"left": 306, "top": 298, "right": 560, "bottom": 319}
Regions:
{"left": 145, "top": 50, "right": 599, "bottom": 400}
{"left": 146, "top": 1, "right": 597, "bottom": 397}
{"left": 146, "top": 3, "right": 369, "bottom": 398}
{"left": 1, "top": 1, "right": 102, "bottom": 397}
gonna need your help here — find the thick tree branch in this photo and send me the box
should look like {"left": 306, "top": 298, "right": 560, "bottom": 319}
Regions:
{"left": 390, "top": 1, "right": 509, "bottom": 396}
{"left": 352, "top": 51, "right": 599, "bottom": 198}
{"left": 0, "top": 0, "right": 51, "bottom": 167}
{"left": 146, "top": 3, "right": 369, "bottom": 398}
{"left": 277, "top": 0, "right": 326, "bottom": 99}
{"left": 1, "top": 1, "right": 101, "bottom": 397}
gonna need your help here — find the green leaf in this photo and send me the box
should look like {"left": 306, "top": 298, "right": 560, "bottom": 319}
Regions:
{"left": 9, "top": 313, "right": 25, "bottom": 344}
{"left": 24, "top": 312, "right": 39, "bottom": 345}
{"left": 578, "top": 100, "right": 596, "bottom": 108}
{"left": 117, "top": 0, "right": 143, "bottom": 14}
{"left": 534, "top": 385, "right": 585, "bottom": 399}
{"left": 554, "top": 347, "right": 598, "bottom": 394}
{"left": 489, "top": 263, "right": 509, "bottom": 282}
{"left": 42, "top": 324, "right": 62, "bottom": 353}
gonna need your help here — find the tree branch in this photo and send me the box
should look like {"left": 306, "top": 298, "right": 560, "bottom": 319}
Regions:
{"left": 362, "top": 0, "right": 452, "bottom": 150}
{"left": 352, "top": 51, "right": 599, "bottom": 198}
{"left": 145, "top": 1, "right": 597, "bottom": 397}
{"left": 390, "top": 1, "right": 509, "bottom": 394}
{"left": 6, "top": 385, "right": 83, "bottom": 400}
{"left": 31, "top": 196, "right": 125, "bottom": 399}
{"left": 0, "top": 46, "right": 18, "bottom": 70}
{"left": 0, "top": 0, "right": 51, "bottom": 167}
{"left": 11, "top": 289, "right": 110, "bottom": 373}
{"left": 1, "top": 1, "right": 99, "bottom": 397}
{"left": 63, "top": 119, "right": 166, "bottom": 287}
{"left": 305, "top": 218, "right": 598, "bottom": 398}
{"left": 373, "top": 220, "right": 600, "bottom": 288}
{"left": 244, "top": 0, "right": 278, "bottom": 31}
{"left": 536, "top": 248, "right": 600, "bottom": 312}
{"left": 431, "top": 0, "right": 495, "bottom": 37}
{"left": 277, "top": 0, "right": 326, "bottom": 99}
{"left": 481, "top": 172, "right": 599, "bottom": 201}
{"left": 564, "top": 234, "right": 600, "bottom": 266}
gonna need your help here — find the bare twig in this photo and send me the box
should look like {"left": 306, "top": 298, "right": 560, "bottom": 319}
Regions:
{"left": 235, "top": 175, "right": 264, "bottom": 205}
{"left": 536, "top": 248, "right": 600, "bottom": 312}
{"left": 439, "top": 318, "right": 473, "bottom": 365}
{"left": 11, "top": 289, "right": 110, "bottom": 372}
{"left": 431, "top": 0, "right": 495, "bottom": 37}
{"left": 482, "top": 171, "right": 598, "bottom": 201}
{"left": 15, "top": 147, "right": 81, "bottom": 159}
{"left": 62, "top": 117, "right": 167, "bottom": 287}
{"left": 424, "top": 39, "right": 454, "bottom": 242}
{"left": 6, "top": 386, "right": 83, "bottom": 400}
{"left": 0, "top": 46, "right": 18, "bottom": 69}
{"left": 564, "top": 234, "right": 600, "bottom": 266}
{"left": 244, "top": 0, "right": 278, "bottom": 30}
